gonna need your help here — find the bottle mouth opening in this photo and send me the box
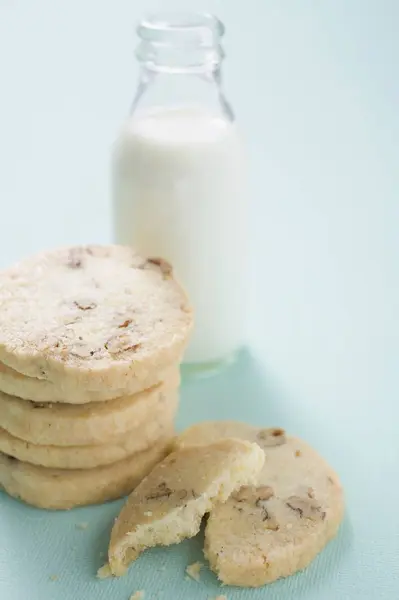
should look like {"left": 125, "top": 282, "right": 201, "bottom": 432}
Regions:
{"left": 137, "top": 12, "right": 224, "bottom": 47}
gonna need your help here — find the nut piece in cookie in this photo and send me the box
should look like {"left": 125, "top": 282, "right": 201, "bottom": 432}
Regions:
{"left": 256, "top": 427, "right": 286, "bottom": 446}
{"left": 108, "top": 438, "right": 265, "bottom": 576}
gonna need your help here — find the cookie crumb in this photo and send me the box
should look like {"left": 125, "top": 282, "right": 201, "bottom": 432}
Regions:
{"left": 49, "top": 574, "right": 58, "bottom": 581}
{"left": 75, "top": 522, "right": 89, "bottom": 530}
{"left": 97, "top": 563, "right": 112, "bottom": 579}
{"left": 185, "top": 561, "right": 203, "bottom": 581}
{"left": 130, "top": 592, "right": 145, "bottom": 600}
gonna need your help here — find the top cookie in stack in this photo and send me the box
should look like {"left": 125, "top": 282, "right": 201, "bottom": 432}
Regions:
{"left": 0, "top": 245, "right": 192, "bottom": 400}
{"left": 0, "top": 245, "right": 193, "bottom": 509}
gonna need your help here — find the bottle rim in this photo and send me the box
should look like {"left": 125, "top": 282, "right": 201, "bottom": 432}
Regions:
{"left": 137, "top": 12, "right": 225, "bottom": 48}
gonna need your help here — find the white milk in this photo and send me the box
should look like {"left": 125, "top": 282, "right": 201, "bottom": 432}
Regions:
{"left": 112, "top": 105, "right": 247, "bottom": 365}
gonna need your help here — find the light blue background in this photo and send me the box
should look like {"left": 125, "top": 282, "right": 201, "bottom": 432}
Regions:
{"left": 0, "top": 1, "right": 398, "bottom": 599}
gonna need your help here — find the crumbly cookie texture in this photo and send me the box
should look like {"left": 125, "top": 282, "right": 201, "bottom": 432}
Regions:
{"left": 175, "top": 421, "right": 344, "bottom": 587}
{"left": 0, "top": 437, "right": 173, "bottom": 510}
{"left": 108, "top": 438, "right": 265, "bottom": 576}
{"left": 0, "top": 245, "right": 192, "bottom": 392}
{"left": 0, "top": 373, "right": 179, "bottom": 447}
{"left": 0, "top": 399, "right": 177, "bottom": 469}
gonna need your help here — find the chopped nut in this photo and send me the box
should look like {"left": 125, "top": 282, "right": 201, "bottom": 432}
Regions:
{"left": 295, "top": 449, "right": 302, "bottom": 457}
{"left": 232, "top": 485, "right": 255, "bottom": 502}
{"left": 146, "top": 481, "right": 173, "bottom": 500}
{"left": 105, "top": 334, "right": 141, "bottom": 354}
{"left": 146, "top": 257, "right": 173, "bottom": 276}
{"left": 118, "top": 319, "right": 132, "bottom": 328}
{"left": 257, "top": 428, "right": 286, "bottom": 446}
{"left": 273, "top": 427, "right": 284, "bottom": 436}
{"left": 96, "top": 563, "right": 112, "bottom": 579}
{"left": 233, "top": 485, "right": 273, "bottom": 503}
{"left": 286, "top": 495, "right": 326, "bottom": 521}
{"left": 185, "top": 561, "right": 203, "bottom": 582}
{"left": 233, "top": 485, "right": 278, "bottom": 528}
{"left": 74, "top": 300, "right": 96, "bottom": 311}
{"left": 255, "top": 499, "right": 279, "bottom": 530}
{"left": 256, "top": 485, "right": 274, "bottom": 501}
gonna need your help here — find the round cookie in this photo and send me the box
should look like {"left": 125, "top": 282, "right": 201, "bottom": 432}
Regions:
{"left": 0, "top": 436, "right": 173, "bottom": 510}
{"left": 0, "top": 395, "right": 177, "bottom": 469}
{"left": 0, "top": 360, "right": 176, "bottom": 404}
{"left": 175, "top": 421, "right": 344, "bottom": 587}
{"left": 0, "top": 245, "right": 192, "bottom": 394}
{"left": 0, "top": 374, "right": 179, "bottom": 446}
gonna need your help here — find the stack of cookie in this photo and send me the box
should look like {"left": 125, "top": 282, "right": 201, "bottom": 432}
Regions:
{"left": 0, "top": 245, "right": 193, "bottom": 509}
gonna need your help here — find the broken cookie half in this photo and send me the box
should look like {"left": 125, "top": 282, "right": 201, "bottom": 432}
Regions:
{"left": 174, "top": 421, "right": 344, "bottom": 587}
{"left": 108, "top": 438, "right": 265, "bottom": 576}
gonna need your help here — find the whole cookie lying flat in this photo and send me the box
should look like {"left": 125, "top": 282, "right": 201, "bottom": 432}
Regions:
{"left": 175, "top": 421, "right": 344, "bottom": 587}
{"left": 0, "top": 245, "right": 192, "bottom": 395}
{"left": 0, "top": 436, "right": 173, "bottom": 510}
{"left": 0, "top": 395, "right": 177, "bottom": 469}
{"left": 108, "top": 438, "right": 265, "bottom": 576}
{"left": 0, "top": 373, "right": 179, "bottom": 447}
{"left": 0, "top": 360, "right": 175, "bottom": 404}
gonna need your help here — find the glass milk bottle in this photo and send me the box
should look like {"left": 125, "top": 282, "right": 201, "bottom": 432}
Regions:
{"left": 112, "top": 13, "right": 247, "bottom": 373}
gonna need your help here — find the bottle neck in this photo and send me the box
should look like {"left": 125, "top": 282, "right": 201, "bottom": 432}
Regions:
{"left": 130, "top": 12, "right": 233, "bottom": 120}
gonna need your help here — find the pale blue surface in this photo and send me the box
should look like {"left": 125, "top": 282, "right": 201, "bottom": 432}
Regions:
{"left": 0, "top": 1, "right": 398, "bottom": 599}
